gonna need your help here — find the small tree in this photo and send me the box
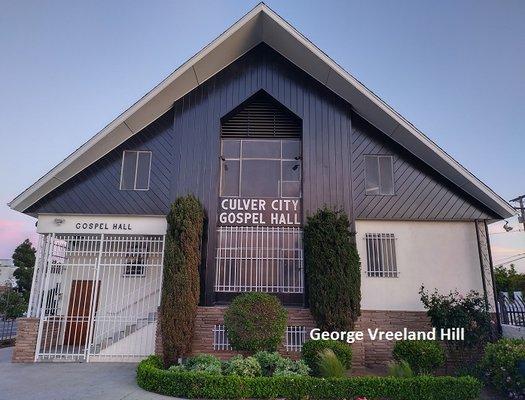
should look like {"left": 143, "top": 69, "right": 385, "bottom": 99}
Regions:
{"left": 304, "top": 207, "right": 361, "bottom": 331}
{"left": 0, "top": 285, "right": 27, "bottom": 319}
{"left": 12, "top": 239, "right": 36, "bottom": 299}
{"left": 159, "top": 195, "right": 205, "bottom": 367}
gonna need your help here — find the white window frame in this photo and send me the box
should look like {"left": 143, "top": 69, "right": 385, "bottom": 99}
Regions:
{"left": 212, "top": 324, "right": 307, "bottom": 352}
{"left": 364, "top": 155, "right": 395, "bottom": 196}
{"left": 219, "top": 139, "right": 301, "bottom": 199}
{"left": 285, "top": 326, "right": 307, "bottom": 352}
{"left": 365, "top": 233, "right": 398, "bottom": 278}
{"left": 119, "top": 150, "right": 152, "bottom": 191}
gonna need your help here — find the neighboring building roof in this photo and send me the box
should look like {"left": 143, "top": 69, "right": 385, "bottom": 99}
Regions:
{"left": 8, "top": 3, "right": 515, "bottom": 219}
{"left": 0, "top": 259, "right": 14, "bottom": 268}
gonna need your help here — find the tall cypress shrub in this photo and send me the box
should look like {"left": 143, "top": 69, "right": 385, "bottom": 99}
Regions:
{"left": 304, "top": 207, "right": 361, "bottom": 330}
{"left": 160, "top": 195, "right": 204, "bottom": 367}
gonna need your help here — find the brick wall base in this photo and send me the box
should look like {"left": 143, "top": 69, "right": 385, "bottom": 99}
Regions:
{"left": 12, "top": 318, "right": 39, "bottom": 363}
{"left": 155, "top": 307, "right": 437, "bottom": 371}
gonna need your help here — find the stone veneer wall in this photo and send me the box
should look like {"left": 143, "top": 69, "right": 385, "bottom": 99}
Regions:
{"left": 155, "top": 306, "right": 433, "bottom": 370}
{"left": 12, "top": 318, "right": 39, "bottom": 363}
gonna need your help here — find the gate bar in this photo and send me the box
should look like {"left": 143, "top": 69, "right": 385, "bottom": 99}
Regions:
{"left": 34, "top": 233, "right": 54, "bottom": 362}
{"left": 85, "top": 234, "right": 104, "bottom": 362}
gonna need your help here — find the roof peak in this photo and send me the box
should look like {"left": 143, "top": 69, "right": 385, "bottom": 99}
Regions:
{"left": 9, "top": 4, "right": 514, "bottom": 218}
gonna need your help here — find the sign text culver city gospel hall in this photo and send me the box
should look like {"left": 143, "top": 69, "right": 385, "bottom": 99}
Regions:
{"left": 218, "top": 198, "right": 301, "bottom": 226}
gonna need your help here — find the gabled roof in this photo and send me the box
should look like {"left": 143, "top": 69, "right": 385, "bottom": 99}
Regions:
{"left": 9, "top": 3, "right": 515, "bottom": 219}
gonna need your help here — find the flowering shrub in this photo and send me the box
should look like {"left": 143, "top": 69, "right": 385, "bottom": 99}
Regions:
{"left": 182, "top": 354, "right": 222, "bottom": 375}
{"left": 223, "top": 355, "right": 262, "bottom": 377}
{"left": 254, "top": 351, "right": 310, "bottom": 376}
{"left": 480, "top": 338, "right": 525, "bottom": 399}
{"left": 419, "top": 286, "right": 492, "bottom": 348}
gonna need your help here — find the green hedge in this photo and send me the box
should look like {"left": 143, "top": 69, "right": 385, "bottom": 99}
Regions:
{"left": 137, "top": 356, "right": 482, "bottom": 400}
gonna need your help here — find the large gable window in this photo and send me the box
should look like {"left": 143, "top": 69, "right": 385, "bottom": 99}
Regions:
{"left": 220, "top": 139, "right": 301, "bottom": 198}
{"left": 364, "top": 155, "right": 394, "bottom": 195}
{"left": 120, "top": 150, "right": 152, "bottom": 190}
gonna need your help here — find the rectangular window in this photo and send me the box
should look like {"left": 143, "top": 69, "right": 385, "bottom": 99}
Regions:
{"left": 212, "top": 324, "right": 306, "bottom": 352}
{"left": 212, "top": 324, "right": 232, "bottom": 351}
{"left": 123, "top": 242, "right": 147, "bottom": 276}
{"left": 364, "top": 155, "right": 394, "bottom": 195}
{"left": 215, "top": 226, "right": 304, "bottom": 293}
{"left": 285, "top": 326, "right": 307, "bottom": 352}
{"left": 365, "top": 233, "right": 398, "bottom": 277}
{"left": 220, "top": 139, "right": 301, "bottom": 199}
{"left": 120, "top": 150, "right": 152, "bottom": 190}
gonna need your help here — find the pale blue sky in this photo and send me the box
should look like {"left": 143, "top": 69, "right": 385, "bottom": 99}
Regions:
{"left": 0, "top": 1, "right": 524, "bottom": 265}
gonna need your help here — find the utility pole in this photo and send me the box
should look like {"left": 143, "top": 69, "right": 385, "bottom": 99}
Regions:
{"left": 510, "top": 195, "right": 525, "bottom": 231}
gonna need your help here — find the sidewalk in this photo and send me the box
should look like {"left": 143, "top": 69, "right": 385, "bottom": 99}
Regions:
{"left": 0, "top": 347, "right": 176, "bottom": 400}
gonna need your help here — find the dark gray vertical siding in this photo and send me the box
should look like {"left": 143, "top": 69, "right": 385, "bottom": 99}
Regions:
{"left": 169, "top": 45, "right": 354, "bottom": 303}
{"left": 351, "top": 113, "right": 493, "bottom": 220}
{"left": 25, "top": 44, "right": 496, "bottom": 305}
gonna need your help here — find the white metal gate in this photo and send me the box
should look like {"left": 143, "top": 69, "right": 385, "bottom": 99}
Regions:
{"left": 30, "top": 233, "right": 164, "bottom": 362}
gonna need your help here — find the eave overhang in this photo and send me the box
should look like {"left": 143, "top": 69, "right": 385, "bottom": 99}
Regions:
{"left": 9, "top": 3, "right": 515, "bottom": 219}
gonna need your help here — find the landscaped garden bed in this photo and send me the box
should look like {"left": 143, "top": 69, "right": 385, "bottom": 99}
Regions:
{"left": 137, "top": 355, "right": 482, "bottom": 400}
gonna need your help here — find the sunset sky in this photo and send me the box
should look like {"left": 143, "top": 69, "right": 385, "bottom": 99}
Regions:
{"left": 1, "top": 1, "right": 523, "bottom": 269}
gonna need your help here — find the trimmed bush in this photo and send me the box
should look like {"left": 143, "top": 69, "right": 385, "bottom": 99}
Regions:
{"left": 304, "top": 208, "right": 361, "bottom": 331}
{"left": 301, "top": 339, "right": 352, "bottom": 376}
{"left": 479, "top": 338, "right": 525, "bottom": 398}
{"left": 137, "top": 355, "right": 483, "bottom": 400}
{"left": 223, "top": 355, "right": 262, "bottom": 377}
{"left": 224, "top": 292, "right": 287, "bottom": 352}
{"left": 393, "top": 340, "right": 445, "bottom": 375}
{"left": 159, "top": 195, "right": 205, "bottom": 367}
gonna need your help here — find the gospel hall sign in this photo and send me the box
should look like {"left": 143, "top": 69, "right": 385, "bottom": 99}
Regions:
{"left": 218, "top": 198, "right": 301, "bottom": 226}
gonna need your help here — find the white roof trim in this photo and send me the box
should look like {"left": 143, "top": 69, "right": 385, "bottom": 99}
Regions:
{"left": 9, "top": 3, "right": 515, "bottom": 218}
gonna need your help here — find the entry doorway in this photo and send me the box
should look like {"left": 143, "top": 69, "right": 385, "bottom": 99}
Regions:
{"left": 32, "top": 233, "right": 164, "bottom": 362}
{"left": 64, "top": 280, "right": 100, "bottom": 346}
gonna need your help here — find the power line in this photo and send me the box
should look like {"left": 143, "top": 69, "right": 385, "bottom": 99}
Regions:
{"left": 510, "top": 194, "right": 525, "bottom": 231}
{"left": 494, "top": 253, "right": 525, "bottom": 266}
{"left": 490, "top": 229, "right": 525, "bottom": 235}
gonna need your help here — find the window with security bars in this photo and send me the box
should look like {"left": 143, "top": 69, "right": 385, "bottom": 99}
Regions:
{"left": 365, "top": 233, "right": 398, "bottom": 277}
{"left": 285, "top": 326, "right": 307, "bottom": 352}
{"left": 215, "top": 226, "right": 304, "bottom": 293}
{"left": 212, "top": 324, "right": 232, "bottom": 350}
{"left": 212, "top": 324, "right": 306, "bottom": 352}
{"left": 122, "top": 241, "right": 149, "bottom": 276}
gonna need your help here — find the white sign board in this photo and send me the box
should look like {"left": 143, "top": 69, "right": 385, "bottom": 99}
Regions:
{"left": 37, "top": 214, "right": 167, "bottom": 235}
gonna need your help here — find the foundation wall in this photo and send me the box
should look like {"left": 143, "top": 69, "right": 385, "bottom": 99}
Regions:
{"left": 156, "top": 306, "right": 433, "bottom": 370}
{"left": 12, "top": 318, "right": 39, "bottom": 363}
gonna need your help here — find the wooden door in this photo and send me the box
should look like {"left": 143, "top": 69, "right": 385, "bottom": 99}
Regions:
{"left": 64, "top": 280, "right": 99, "bottom": 346}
